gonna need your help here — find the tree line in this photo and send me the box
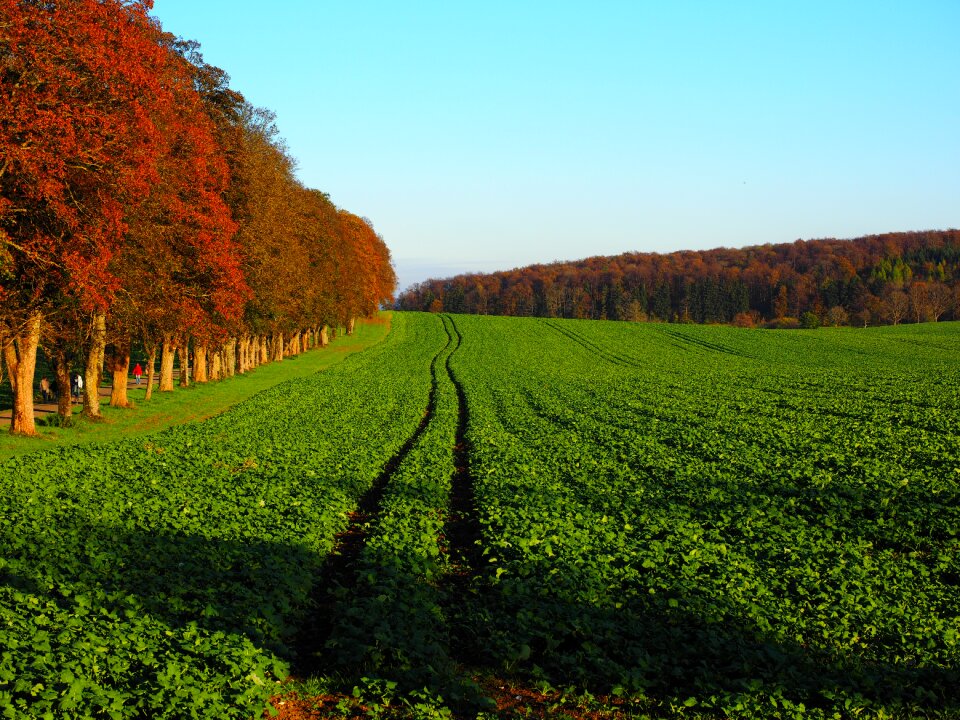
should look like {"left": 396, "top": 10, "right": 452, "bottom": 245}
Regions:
{"left": 397, "top": 230, "right": 960, "bottom": 329}
{"left": 0, "top": 0, "right": 395, "bottom": 435}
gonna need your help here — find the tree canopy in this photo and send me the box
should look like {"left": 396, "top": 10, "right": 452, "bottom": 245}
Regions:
{"left": 0, "top": 0, "right": 395, "bottom": 434}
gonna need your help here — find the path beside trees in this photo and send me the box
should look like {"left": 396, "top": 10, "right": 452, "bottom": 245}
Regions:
{"left": 0, "top": 316, "right": 390, "bottom": 460}
{"left": 0, "top": 372, "right": 171, "bottom": 426}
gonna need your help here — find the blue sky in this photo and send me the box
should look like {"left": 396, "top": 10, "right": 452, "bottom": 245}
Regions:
{"left": 150, "top": 1, "right": 960, "bottom": 292}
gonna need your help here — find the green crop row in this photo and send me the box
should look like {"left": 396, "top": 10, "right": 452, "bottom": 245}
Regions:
{"left": 324, "top": 313, "right": 461, "bottom": 687}
{"left": 448, "top": 315, "right": 960, "bottom": 719}
{"left": 0, "top": 313, "right": 445, "bottom": 719}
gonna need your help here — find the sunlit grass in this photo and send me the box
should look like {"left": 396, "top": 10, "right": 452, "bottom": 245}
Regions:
{"left": 0, "top": 314, "right": 391, "bottom": 463}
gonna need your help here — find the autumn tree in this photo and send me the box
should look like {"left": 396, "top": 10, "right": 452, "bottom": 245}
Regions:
{"left": 336, "top": 211, "right": 396, "bottom": 332}
{"left": 882, "top": 290, "right": 910, "bottom": 325}
{"left": 111, "top": 34, "right": 246, "bottom": 400}
{"left": 1, "top": 3, "right": 398, "bottom": 433}
{"left": 926, "top": 281, "right": 953, "bottom": 322}
{"left": 229, "top": 108, "right": 306, "bottom": 363}
{"left": 826, "top": 306, "right": 849, "bottom": 327}
{"left": 0, "top": 0, "right": 173, "bottom": 434}
{"left": 909, "top": 281, "right": 929, "bottom": 323}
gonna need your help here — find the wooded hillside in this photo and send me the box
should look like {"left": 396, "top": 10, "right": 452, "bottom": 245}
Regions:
{"left": 0, "top": 0, "right": 395, "bottom": 435}
{"left": 397, "top": 230, "right": 960, "bottom": 328}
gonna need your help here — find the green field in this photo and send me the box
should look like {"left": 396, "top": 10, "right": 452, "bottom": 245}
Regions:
{"left": 1, "top": 314, "right": 958, "bottom": 719}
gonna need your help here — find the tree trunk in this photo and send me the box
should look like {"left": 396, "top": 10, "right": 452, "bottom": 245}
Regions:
{"left": 144, "top": 343, "right": 157, "bottom": 400}
{"left": 260, "top": 336, "right": 269, "bottom": 364}
{"left": 54, "top": 346, "right": 73, "bottom": 426}
{"left": 108, "top": 339, "right": 131, "bottom": 408}
{"left": 82, "top": 312, "right": 106, "bottom": 420}
{"left": 210, "top": 349, "right": 222, "bottom": 380}
{"left": 194, "top": 345, "right": 208, "bottom": 383}
{"left": 2, "top": 312, "right": 42, "bottom": 436}
{"left": 225, "top": 338, "right": 237, "bottom": 378}
{"left": 237, "top": 337, "right": 248, "bottom": 374}
{"left": 347, "top": 317, "right": 356, "bottom": 335}
{"left": 272, "top": 333, "right": 284, "bottom": 362}
{"left": 159, "top": 337, "right": 175, "bottom": 392}
{"left": 320, "top": 325, "right": 329, "bottom": 348}
{"left": 177, "top": 343, "right": 190, "bottom": 387}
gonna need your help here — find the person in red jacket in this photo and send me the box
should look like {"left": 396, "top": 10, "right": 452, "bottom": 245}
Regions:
{"left": 133, "top": 362, "right": 143, "bottom": 385}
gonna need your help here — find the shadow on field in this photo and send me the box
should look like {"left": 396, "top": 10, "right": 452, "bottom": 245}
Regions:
{"left": 448, "top": 573, "right": 960, "bottom": 715}
{"left": 4, "top": 509, "right": 957, "bottom": 717}
{"left": 1, "top": 514, "right": 321, "bottom": 660}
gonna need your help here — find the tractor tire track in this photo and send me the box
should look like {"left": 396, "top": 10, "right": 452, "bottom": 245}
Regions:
{"left": 658, "top": 326, "right": 755, "bottom": 359}
{"left": 440, "top": 315, "right": 483, "bottom": 582}
{"left": 540, "top": 318, "right": 642, "bottom": 368}
{"left": 438, "top": 315, "right": 487, "bottom": 676}
{"left": 291, "top": 327, "right": 452, "bottom": 677}
{"left": 543, "top": 318, "right": 754, "bottom": 365}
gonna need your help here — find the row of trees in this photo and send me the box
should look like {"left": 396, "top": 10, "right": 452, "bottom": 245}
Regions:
{"left": 1, "top": 0, "right": 395, "bottom": 435}
{"left": 397, "top": 230, "right": 960, "bottom": 328}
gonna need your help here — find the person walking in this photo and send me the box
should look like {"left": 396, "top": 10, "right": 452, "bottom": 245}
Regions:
{"left": 73, "top": 373, "right": 83, "bottom": 402}
{"left": 133, "top": 362, "right": 143, "bottom": 385}
{"left": 39, "top": 377, "right": 51, "bottom": 402}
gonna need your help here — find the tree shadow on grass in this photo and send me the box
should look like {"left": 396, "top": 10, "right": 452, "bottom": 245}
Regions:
{"left": 0, "top": 514, "right": 323, "bottom": 716}
{"left": 450, "top": 575, "right": 960, "bottom": 717}
{"left": 439, "top": 465, "right": 960, "bottom": 718}
{"left": 3, "top": 504, "right": 957, "bottom": 719}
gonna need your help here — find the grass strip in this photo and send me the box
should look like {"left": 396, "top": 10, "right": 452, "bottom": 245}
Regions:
{"left": 0, "top": 315, "right": 390, "bottom": 463}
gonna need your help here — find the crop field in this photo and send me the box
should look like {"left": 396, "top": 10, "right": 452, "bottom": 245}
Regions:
{"left": 1, "top": 313, "right": 958, "bottom": 719}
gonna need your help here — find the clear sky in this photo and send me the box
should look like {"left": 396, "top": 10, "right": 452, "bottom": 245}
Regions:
{"left": 150, "top": 1, "right": 960, "bottom": 292}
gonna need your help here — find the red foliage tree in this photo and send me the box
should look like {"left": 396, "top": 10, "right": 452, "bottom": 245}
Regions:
{"left": 0, "top": 0, "right": 171, "bottom": 434}
{"left": 110, "top": 34, "right": 246, "bottom": 402}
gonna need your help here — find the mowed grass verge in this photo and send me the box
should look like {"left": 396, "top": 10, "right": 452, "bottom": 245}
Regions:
{"left": 0, "top": 314, "right": 391, "bottom": 463}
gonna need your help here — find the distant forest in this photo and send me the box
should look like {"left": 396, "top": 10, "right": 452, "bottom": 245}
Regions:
{"left": 397, "top": 230, "right": 960, "bottom": 327}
